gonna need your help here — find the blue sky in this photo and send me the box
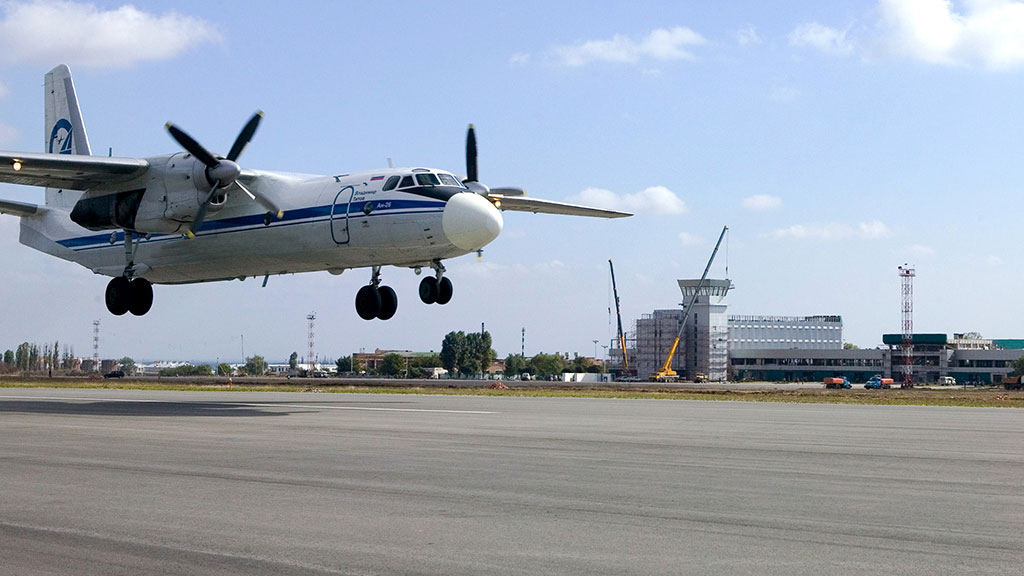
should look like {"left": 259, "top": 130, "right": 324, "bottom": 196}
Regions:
{"left": 3, "top": 0, "right": 1024, "bottom": 362}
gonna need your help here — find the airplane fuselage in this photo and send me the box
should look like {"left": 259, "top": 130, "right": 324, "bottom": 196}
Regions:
{"left": 20, "top": 165, "right": 502, "bottom": 284}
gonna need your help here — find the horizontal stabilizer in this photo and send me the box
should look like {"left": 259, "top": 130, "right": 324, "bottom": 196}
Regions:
{"left": 0, "top": 151, "right": 149, "bottom": 190}
{"left": 0, "top": 198, "right": 44, "bottom": 217}
{"left": 488, "top": 194, "right": 632, "bottom": 218}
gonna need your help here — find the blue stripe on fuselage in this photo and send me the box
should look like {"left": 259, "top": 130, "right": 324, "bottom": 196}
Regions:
{"left": 57, "top": 198, "right": 445, "bottom": 251}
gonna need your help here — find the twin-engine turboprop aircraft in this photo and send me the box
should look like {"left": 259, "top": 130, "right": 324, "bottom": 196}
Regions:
{"left": 0, "top": 65, "right": 630, "bottom": 320}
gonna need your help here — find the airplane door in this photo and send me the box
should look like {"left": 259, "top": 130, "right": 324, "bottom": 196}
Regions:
{"left": 331, "top": 185, "right": 354, "bottom": 245}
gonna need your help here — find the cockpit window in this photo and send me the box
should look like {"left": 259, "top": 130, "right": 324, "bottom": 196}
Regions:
{"left": 438, "top": 173, "right": 462, "bottom": 187}
{"left": 398, "top": 175, "right": 414, "bottom": 188}
{"left": 415, "top": 173, "right": 441, "bottom": 186}
{"left": 382, "top": 175, "right": 400, "bottom": 191}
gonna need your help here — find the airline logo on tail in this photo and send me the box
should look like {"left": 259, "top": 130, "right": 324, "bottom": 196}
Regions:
{"left": 49, "top": 119, "right": 73, "bottom": 154}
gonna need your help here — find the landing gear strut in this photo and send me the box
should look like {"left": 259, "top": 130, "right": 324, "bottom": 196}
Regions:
{"left": 104, "top": 232, "right": 154, "bottom": 316}
{"left": 355, "top": 266, "right": 398, "bottom": 321}
{"left": 418, "top": 260, "right": 453, "bottom": 305}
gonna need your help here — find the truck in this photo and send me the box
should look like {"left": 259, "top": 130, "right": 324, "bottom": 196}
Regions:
{"left": 823, "top": 377, "right": 851, "bottom": 389}
{"left": 1002, "top": 375, "right": 1023, "bottom": 390}
{"left": 865, "top": 375, "right": 894, "bottom": 389}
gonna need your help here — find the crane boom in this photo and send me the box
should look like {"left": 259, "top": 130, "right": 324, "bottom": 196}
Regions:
{"left": 653, "top": 225, "right": 728, "bottom": 381}
{"left": 608, "top": 259, "right": 629, "bottom": 372}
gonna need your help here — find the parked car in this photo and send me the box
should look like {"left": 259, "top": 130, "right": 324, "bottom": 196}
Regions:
{"left": 103, "top": 370, "right": 124, "bottom": 379}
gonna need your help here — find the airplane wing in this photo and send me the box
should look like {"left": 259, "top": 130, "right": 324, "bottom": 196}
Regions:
{"left": 0, "top": 151, "right": 149, "bottom": 190}
{"left": 488, "top": 194, "right": 632, "bottom": 219}
{"left": 0, "top": 198, "right": 44, "bottom": 217}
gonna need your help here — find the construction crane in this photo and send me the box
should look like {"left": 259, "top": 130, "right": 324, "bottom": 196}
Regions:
{"left": 652, "top": 225, "right": 728, "bottom": 382}
{"left": 608, "top": 259, "right": 629, "bottom": 374}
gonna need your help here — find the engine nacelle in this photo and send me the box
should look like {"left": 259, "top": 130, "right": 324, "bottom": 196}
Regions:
{"left": 70, "top": 153, "right": 222, "bottom": 234}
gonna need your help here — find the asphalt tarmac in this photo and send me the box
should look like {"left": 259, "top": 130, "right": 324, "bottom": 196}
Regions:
{"left": 1, "top": 388, "right": 1021, "bottom": 575}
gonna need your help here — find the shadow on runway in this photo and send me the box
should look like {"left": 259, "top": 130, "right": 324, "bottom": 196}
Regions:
{"left": 0, "top": 400, "right": 291, "bottom": 417}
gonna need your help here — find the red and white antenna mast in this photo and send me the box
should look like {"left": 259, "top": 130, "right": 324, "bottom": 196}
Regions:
{"left": 898, "top": 265, "right": 915, "bottom": 389}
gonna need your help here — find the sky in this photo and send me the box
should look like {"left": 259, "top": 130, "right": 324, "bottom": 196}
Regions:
{"left": 3, "top": 0, "right": 1024, "bottom": 363}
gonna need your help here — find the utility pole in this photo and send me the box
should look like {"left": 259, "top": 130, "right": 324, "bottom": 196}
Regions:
{"left": 307, "top": 311, "right": 317, "bottom": 372}
{"left": 92, "top": 320, "right": 100, "bottom": 372}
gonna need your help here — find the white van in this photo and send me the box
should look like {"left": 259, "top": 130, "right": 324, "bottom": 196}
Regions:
{"left": 940, "top": 376, "right": 956, "bottom": 385}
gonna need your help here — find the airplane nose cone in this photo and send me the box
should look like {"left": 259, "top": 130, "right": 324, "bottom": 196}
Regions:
{"left": 442, "top": 192, "right": 503, "bottom": 251}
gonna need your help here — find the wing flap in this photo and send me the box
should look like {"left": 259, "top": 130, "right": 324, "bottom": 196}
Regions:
{"left": 489, "top": 194, "right": 632, "bottom": 219}
{"left": 0, "top": 151, "right": 149, "bottom": 190}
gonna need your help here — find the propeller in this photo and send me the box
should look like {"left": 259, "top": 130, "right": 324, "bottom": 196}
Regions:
{"left": 165, "top": 111, "right": 282, "bottom": 237}
{"left": 462, "top": 124, "right": 525, "bottom": 202}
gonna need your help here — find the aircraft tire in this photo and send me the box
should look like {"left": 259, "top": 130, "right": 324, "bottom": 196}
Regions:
{"left": 355, "top": 285, "right": 381, "bottom": 320}
{"left": 436, "top": 277, "right": 453, "bottom": 305}
{"left": 105, "top": 277, "right": 131, "bottom": 316}
{"left": 128, "top": 278, "right": 154, "bottom": 316}
{"left": 377, "top": 286, "right": 398, "bottom": 320}
{"left": 419, "top": 277, "right": 439, "bottom": 304}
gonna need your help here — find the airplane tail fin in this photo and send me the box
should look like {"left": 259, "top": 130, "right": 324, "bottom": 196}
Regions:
{"left": 44, "top": 64, "right": 92, "bottom": 207}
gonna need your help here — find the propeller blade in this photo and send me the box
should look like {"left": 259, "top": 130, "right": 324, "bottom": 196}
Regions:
{"left": 236, "top": 180, "right": 283, "bottom": 220}
{"left": 166, "top": 123, "right": 219, "bottom": 167}
{"left": 227, "top": 111, "right": 263, "bottom": 162}
{"left": 465, "top": 124, "right": 478, "bottom": 182}
{"left": 188, "top": 183, "right": 220, "bottom": 237}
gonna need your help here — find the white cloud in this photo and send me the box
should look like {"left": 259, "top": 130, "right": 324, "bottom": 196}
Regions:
{"left": 508, "top": 52, "right": 530, "bottom": 66}
{"left": 736, "top": 25, "right": 761, "bottom": 46}
{"left": 741, "top": 194, "right": 782, "bottom": 211}
{"left": 769, "top": 84, "right": 800, "bottom": 102}
{"left": 877, "top": 0, "right": 1024, "bottom": 69}
{"left": 986, "top": 255, "right": 1004, "bottom": 266}
{"left": 0, "top": 1, "right": 220, "bottom": 67}
{"left": 905, "top": 243, "right": 936, "bottom": 258}
{"left": 788, "top": 22, "right": 855, "bottom": 55}
{"left": 858, "top": 220, "right": 891, "bottom": 239}
{"left": 567, "top": 186, "right": 687, "bottom": 215}
{"left": 551, "top": 26, "right": 707, "bottom": 67}
{"left": 678, "top": 232, "right": 703, "bottom": 246}
{"left": 770, "top": 220, "right": 891, "bottom": 241}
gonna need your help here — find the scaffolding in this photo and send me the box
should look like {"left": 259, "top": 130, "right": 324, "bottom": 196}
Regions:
{"left": 898, "top": 265, "right": 915, "bottom": 388}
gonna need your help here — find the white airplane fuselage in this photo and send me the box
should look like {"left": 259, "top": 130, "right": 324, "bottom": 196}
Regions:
{"left": 21, "top": 163, "right": 502, "bottom": 284}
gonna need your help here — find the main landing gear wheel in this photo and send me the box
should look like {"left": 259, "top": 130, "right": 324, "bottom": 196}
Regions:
{"left": 419, "top": 276, "right": 454, "bottom": 306}
{"left": 355, "top": 284, "right": 398, "bottom": 321}
{"left": 105, "top": 277, "right": 154, "bottom": 316}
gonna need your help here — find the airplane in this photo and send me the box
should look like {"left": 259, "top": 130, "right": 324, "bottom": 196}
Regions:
{"left": 0, "top": 65, "right": 630, "bottom": 320}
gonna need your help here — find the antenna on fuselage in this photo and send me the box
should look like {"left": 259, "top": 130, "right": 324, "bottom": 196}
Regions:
{"left": 387, "top": 157, "right": 393, "bottom": 168}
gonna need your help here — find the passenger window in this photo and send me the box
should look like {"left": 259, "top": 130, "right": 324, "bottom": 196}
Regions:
{"left": 438, "top": 173, "right": 461, "bottom": 186}
{"left": 382, "top": 175, "right": 400, "bottom": 191}
{"left": 398, "top": 175, "right": 414, "bottom": 188}
{"left": 415, "top": 173, "right": 441, "bottom": 186}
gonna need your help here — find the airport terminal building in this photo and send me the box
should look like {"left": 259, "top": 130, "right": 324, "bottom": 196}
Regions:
{"left": 615, "top": 278, "right": 1023, "bottom": 384}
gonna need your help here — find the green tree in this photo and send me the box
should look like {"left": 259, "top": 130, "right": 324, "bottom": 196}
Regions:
{"left": 217, "top": 363, "right": 233, "bottom": 376}
{"left": 15, "top": 342, "right": 30, "bottom": 372}
{"left": 245, "top": 355, "right": 268, "bottom": 376}
{"left": 381, "top": 353, "right": 405, "bottom": 377}
{"left": 530, "top": 353, "right": 566, "bottom": 378}
{"left": 289, "top": 351, "right": 299, "bottom": 370}
{"left": 1012, "top": 355, "right": 1024, "bottom": 377}
{"left": 843, "top": 343, "right": 860, "bottom": 350}
{"left": 158, "top": 364, "right": 213, "bottom": 377}
{"left": 2, "top": 350, "right": 13, "bottom": 366}
{"left": 119, "top": 357, "right": 136, "bottom": 376}
{"left": 571, "top": 355, "right": 592, "bottom": 373}
{"left": 504, "top": 354, "right": 528, "bottom": 376}
{"left": 336, "top": 356, "right": 352, "bottom": 373}
{"left": 440, "top": 331, "right": 467, "bottom": 375}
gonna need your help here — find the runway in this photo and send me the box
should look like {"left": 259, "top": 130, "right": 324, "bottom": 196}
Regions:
{"left": 1, "top": 389, "right": 1021, "bottom": 575}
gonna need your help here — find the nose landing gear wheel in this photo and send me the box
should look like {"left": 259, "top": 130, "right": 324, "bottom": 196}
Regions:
{"left": 105, "top": 277, "right": 132, "bottom": 316}
{"left": 419, "top": 276, "right": 439, "bottom": 304}
{"left": 437, "top": 277, "right": 453, "bottom": 305}
{"left": 355, "top": 285, "right": 382, "bottom": 320}
{"left": 377, "top": 286, "right": 398, "bottom": 320}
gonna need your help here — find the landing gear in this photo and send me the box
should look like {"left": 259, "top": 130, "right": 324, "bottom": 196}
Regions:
{"left": 105, "top": 276, "right": 153, "bottom": 316}
{"left": 105, "top": 231, "right": 154, "bottom": 316}
{"left": 355, "top": 266, "right": 398, "bottom": 321}
{"left": 419, "top": 264, "right": 453, "bottom": 305}
{"left": 419, "top": 260, "right": 453, "bottom": 305}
